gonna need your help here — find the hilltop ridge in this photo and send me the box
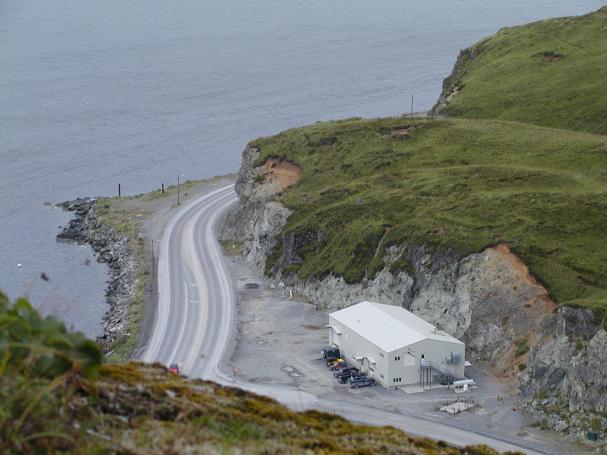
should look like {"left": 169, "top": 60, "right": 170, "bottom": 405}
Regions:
{"left": 430, "top": 6, "right": 607, "bottom": 135}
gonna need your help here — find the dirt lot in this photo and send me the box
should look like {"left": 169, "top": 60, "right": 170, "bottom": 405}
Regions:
{"left": 223, "top": 256, "right": 583, "bottom": 455}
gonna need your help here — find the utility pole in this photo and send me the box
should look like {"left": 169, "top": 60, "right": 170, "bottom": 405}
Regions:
{"left": 410, "top": 95, "right": 414, "bottom": 118}
{"left": 177, "top": 173, "right": 180, "bottom": 205}
{"left": 151, "top": 240, "right": 155, "bottom": 276}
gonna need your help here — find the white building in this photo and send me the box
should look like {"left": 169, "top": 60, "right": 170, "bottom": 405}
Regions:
{"left": 327, "top": 301, "right": 465, "bottom": 389}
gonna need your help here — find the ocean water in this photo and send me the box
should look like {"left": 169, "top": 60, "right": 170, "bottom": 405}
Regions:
{"left": 1, "top": 0, "right": 604, "bottom": 337}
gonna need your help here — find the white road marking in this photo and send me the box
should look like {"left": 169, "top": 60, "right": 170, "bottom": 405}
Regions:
{"left": 169, "top": 282, "right": 189, "bottom": 365}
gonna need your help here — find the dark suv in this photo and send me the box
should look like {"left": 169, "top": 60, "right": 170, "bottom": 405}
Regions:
{"left": 322, "top": 347, "right": 340, "bottom": 361}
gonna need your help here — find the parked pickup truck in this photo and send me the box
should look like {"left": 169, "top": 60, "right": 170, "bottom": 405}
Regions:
{"left": 347, "top": 376, "right": 376, "bottom": 388}
{"left": 338, "top": 371, "right": 366, "bottom": 383}
{"left": 335, "top": 368, "right": 360, "bottom": 382}
{"left": 322, "top": 347, "right": 340, "bottom": 360}
{"left": 334, "top": 367, "right": 358, "bottom": 378}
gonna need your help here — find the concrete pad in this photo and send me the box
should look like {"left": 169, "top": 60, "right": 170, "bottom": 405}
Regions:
{"left": 440, "top": 402, "right": 475, "bottom": 415}
{"left": 400, "top": 386, "right": 426, "bottom": 394}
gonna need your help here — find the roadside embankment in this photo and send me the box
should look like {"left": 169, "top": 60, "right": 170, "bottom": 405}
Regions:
{"left": 57, "top": 176, "right": 236, "bottom": 362}
{"left": 57, "top": 196, "right": 143, "bottom": 356}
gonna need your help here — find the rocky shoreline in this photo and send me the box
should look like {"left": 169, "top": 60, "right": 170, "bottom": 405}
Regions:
{"left": 57, "top": 197, "right": 141, "bottom": 354}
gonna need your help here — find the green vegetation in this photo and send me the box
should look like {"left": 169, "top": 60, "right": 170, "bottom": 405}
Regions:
{"left": 251, "top": 115, "right": 607, "bottom": 321}
{"left": 219, "top": 239, "right": 245, "bottom": 256}
{"left": 433, "top": 7, "right": 607, "bottom": 135}
{"left": 0, "top": 292, "right": 103, "bottom": 453}
{"left": 0, "top": 292, "right": 102, "bottom": 380}
{"left": 514, "top": 337, "right": 529, "bottom": 357}
{"left": 0, "top": 294, "right": 516, "bottom": 454}
{"left": 540, "top": 419, "right": 550, "bottom": 431}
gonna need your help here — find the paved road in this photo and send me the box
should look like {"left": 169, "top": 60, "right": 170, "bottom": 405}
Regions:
{"left": 142, "top": 183, "right": 237, "bottom": 380}
{"left": 143, "top": 182, "right": 554, "bottom": 455}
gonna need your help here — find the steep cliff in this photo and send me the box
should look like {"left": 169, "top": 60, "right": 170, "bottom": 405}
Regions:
{"left": 221, "top": 8, "right": 607, "bottom": 425}
{"left": 221, "top": 145, "right": 296, "bottom": 270}
{"left": 222, "top": 123, "right": 607, "bottom": 422}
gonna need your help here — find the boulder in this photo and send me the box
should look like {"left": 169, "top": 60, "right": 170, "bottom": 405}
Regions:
{"left": 56, "top": 232, "right": 76, "bottom": 241}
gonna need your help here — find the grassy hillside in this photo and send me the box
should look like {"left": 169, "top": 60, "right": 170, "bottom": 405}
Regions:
{"left": 251, "top": 116, "right": 607, "bottom": 320}
{"left": 431, "top": 6, "right": 607, "bottom": 135}
{"left": 0, "top": 293, "right": 510, "bottom": 455}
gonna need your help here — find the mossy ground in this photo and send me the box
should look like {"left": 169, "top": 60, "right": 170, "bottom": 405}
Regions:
{"left": 1, "top": 359, "right": 521, "bottom": 455}
{"left": 251, "top": 116, "right": 607, "bottom": 321}
{"left": 3, "top": 293, "right": 514, "bottom": 454}
{"left": 434, "top": 6, "right": 607, "bottom": 135}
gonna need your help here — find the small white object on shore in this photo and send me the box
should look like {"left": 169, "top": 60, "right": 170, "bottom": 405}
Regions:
{"left": 17, "top": 264, "right": 22, "bottom": 267}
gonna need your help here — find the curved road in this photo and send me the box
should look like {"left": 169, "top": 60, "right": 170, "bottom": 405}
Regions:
{"left": 143, "top": 182, "right": 555, "bottom": 455}
{"left": 143, "top": 184, "right": 237, "bottom": 380}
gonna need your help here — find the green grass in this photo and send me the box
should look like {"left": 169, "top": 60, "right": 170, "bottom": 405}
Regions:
{"left": 433, "top": 6, "right": 607, "bottom": 135}
{"left": 250, "top": 115, "right": 607, "bottom": 321}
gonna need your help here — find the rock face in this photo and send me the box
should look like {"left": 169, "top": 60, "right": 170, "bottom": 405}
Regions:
{"left": 427, "top": 47, "right": 483, "bottom": 117}
{"left": 291, "top": 243, "right": 554, "bottom": 373}
{"left": 221, "top": 146, "right": 294, "bottom": 270}
{"left": 223, "top": 144, "right": 607, "bottom": 415}
{"left": 57, "top": 198, "right": 139, "bottom": 354}
{"left": 522, "top": 307, "right": 607, "bottom": 413}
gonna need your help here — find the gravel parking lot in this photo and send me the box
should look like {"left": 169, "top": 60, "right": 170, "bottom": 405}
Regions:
{"left": 224, "top": 256, "right": 583, "bottom": 454}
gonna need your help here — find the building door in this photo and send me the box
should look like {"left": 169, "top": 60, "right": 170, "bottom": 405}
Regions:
{"left": 330, "top": 331, "right": 340, "bottom": 347}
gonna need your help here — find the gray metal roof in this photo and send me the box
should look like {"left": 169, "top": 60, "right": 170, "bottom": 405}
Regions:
{"left": 329, "top": 301, "right": 463, "bottom": 352}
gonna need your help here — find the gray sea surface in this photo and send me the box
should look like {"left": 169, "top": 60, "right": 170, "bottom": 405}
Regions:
{"left": 1, "top": 0, "right": 604, "bottom": 337}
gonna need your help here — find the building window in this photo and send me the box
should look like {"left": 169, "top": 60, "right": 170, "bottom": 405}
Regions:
{"left": 370, "top": 367, "right": 374, "bottom": 372}
{"left": 393, "top": 378, "right": 402, "bottom": 383}
{"left": 380, "top": 374, "right": 384, "bottom": 379}
{"left": 395, "top": 356, "right": 401, "bottom": 361}
{"left": 380, "top": 353, "right": 384, "bottom": 358}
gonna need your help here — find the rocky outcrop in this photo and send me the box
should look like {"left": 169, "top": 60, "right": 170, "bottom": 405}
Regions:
{"left": 522, "top": 307, "right": 607, "bottom": 412}
{"left": 289, "top": 243, "right": 553, "bottom": 370}
{"left": 428, "top": 46, "right": 484, "bottom": 117}
{"left": 57, "top": 198, "right": 139, "bottom": 353}
{"left": 221, "top": 146, "right": 295, "bottom": 269}
{"left": 223, "top": 144, "right": 607, "bottom": 417}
